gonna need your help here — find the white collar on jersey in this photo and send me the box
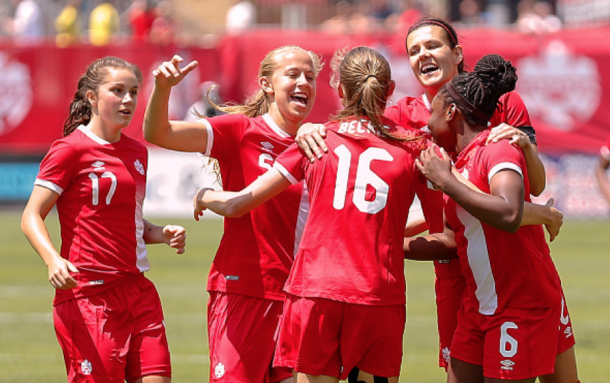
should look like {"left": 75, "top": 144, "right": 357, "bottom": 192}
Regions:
{"left": 422, "top": 93, "right": 431, "bottom": 112}
{"left": 78, "top": 125, "right": 111, "bottom": 145}
{"left": 262, "top": 113, "right": 291, "bottom": 138}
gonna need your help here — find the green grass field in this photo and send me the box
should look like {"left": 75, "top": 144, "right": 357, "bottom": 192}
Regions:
{"left": 1, "top": 210, "right": 609, "bottom": 382}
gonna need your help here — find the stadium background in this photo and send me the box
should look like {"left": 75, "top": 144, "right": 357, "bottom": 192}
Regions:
{"left": 0, "top": 0, "right": 609, "bottom": 382}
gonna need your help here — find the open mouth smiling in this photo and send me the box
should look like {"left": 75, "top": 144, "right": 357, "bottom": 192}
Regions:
{"left": 421, "top": 63, "right": 440, "bottom": 75}
{"left": 291, "top": 92, "right": 309, "bottom": 107}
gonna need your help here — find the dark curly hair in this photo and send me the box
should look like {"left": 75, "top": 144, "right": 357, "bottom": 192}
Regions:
{"left": 438, "top": 54, "right": 517, "bottom": 127}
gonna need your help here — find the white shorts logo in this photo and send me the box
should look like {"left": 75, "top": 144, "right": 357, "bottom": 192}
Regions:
{"left": 81, "top": 359, "right": 93, "bottom": 375}
{"left": 500, "top": 359, "right": 515, "bottom": 371}
{"left": 441, "top": 347, "right": 451, "bottom": 364}
{"left": 214, "top": 362, "right": 225, "bottom": 378}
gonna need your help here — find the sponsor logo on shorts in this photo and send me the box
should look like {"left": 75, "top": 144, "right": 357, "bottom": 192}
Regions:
{"left": 442, "top": 347, "right": 451, "bottom": 364}
{"left": 500, "top": 359, "right": 515, "bottom": 371}
{"left": 214, "top": 362, "right": 225, "bottom": 378}
{"left": 134, "top": 159, "right": 145, "bottom": 175}
{"left": 226, "top": 275, "right": 239, "bottom": 281}
{"left": 564, "top": 326, "right": 573, "bottom": 338}
{"left": 81, "top": 359, "right": 92, "bottom": 375}
{"left": 89, "top": 280, "right": 105, "bottom": 285}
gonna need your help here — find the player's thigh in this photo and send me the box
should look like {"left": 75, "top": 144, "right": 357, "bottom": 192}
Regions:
{"left": 538, "top": 346, "right": 579, "bottom": 383}
{"left": 482, "top": 306, "right": 560, "bottom": 380}
{"left": 54, "top": 293, "right": 132, "bottom": 383}
{"left": 126, "top": 277, "right": 171, "bottom": 382}
{"left": 208, "top": 292, "right": 287, "bottom": 382}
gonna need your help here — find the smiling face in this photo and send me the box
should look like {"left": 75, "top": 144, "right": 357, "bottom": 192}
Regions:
{"left": 428, "top": 92, "right": 457, "bottom": 152}
{"left": 264, "top": 49, "right": 317, "bottom": 134}
{"left": 88, "top": 68, "right": 140, "bottom": 133}
{"left": 406, "top": 25, "right": 462, "bottom": 98}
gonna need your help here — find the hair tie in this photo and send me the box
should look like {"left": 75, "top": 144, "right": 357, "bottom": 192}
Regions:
{"left": 365, "top": 74, "right": 376, "bottom": 81}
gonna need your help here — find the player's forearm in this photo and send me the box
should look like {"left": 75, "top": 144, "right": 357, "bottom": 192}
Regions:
{"left": 521, "top": 202, "right": 557, "bottom": 226}
{"left": 142, "top": 219, "right": 166, "bottom": 244}
{"left": 596, "top": 161, "right": 610, "bottom": 205}
{"left": 143, "top": 84, "right": 172, "bottom": 145}
{"left": 523, "top": 144, "right": 546, "bottom": 196}
{"left": 404, "top": 233, "right": 457, "bottom": 260}
{"left": 21, "top": 212, "right": 62, "bottom": 267}
{"left": 436, "top": 175, "right": 523, "bottom": 233}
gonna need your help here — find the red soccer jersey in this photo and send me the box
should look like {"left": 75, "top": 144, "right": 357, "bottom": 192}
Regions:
{"left": 201, "top": 113, "right": 306, "bottom": 301}
{"left": 444, "top": 131, "right": 562, "bottom": 315}
{"left": 385, "top": 92, "right": 532, "bottom": 277}
{"left": 35, "top": 125, "right": 149, "bottom": 305}
{"left": 274, "top": 117, "right": 422, "bottom": 306}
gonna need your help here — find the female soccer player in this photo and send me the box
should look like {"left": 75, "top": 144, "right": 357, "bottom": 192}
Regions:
{"left": 21, "top": 56, "right": 186, "bottom": 383}
{"left": 295, "top": 17, "right": 574, "bottom": 379}
{"left": 142, "top": 46, "right": 322, "bottom": 383}
{"left": 595, "top": 135, "right": 610, "bottom": 206}
{"left": 410, "top": 53, "right": 578, "bottom": 383}
{"left": 193, "top": 46, "right": 425, "bottom": 383}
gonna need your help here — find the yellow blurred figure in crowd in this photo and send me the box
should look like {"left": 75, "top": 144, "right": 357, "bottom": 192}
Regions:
{"left": 55, "top": 0, "right": 81, "bottom": 47}
{"left": 89, "top": 1, "right": 119, "bottom": 46}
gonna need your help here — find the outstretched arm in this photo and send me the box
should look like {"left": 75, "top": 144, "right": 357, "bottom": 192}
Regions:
{"left": 418, "top": 146, "right": 524, "bottom": 233}
{"left": 143, "top": 220, "right": 187, "bottom": 254}
{"left": 404, "top": 219, "right": 457, "bottom": 261}
{"left": 596, "top": 152, "right": 610, "bottom": 206}
{"left": 21, "top": 186, "right": 78, "bottom": 289}
{"left": 452, "top": 162, "right": 562, "bottom": 240}
{"left": 487, "top": 123, "right": 546, "bottom": 196}
{"left": 194, "top": 168, "right": 292, "bottom": 219}
{"left": 143, "top": 55, "right": 209, "bottom": 152}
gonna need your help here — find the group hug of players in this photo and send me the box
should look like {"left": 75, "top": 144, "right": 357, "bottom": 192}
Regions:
{"left": 21, "top": 16, "right": 579, "bottom": 383}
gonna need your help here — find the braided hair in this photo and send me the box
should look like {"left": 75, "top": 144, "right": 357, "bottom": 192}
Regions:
{"left": 439, "top": 54, "right": 517, "bottom": 127}
{"left": 63, "top": 56, "right": 143, "bottom": 136}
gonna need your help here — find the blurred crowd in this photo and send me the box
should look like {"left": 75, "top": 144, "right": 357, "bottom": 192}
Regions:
{"left": 0, "top": 0, "right": 587, "bottom": 47}
{"left": 0, "top": 0, "right": 180, "bottom": 46}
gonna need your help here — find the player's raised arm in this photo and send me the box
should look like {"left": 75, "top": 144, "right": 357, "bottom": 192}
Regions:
{"left": 143, "top": 54, "right": 208, "bottom": 152}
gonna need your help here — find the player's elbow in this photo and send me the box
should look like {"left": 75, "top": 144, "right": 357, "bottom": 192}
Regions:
{"left": 222, "top": 202, "right": 248, "bottom": 218}
{"left": 500, "top": 213, "right": 522, "bottom": 233}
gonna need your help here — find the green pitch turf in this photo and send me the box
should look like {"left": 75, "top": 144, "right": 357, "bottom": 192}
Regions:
{"left": 1, "top": 210, "right": 608, "bottom": 382}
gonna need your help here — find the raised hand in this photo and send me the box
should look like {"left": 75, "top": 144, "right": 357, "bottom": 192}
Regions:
{"left": 152, "top": 55, "right": 199, "bottom": 89}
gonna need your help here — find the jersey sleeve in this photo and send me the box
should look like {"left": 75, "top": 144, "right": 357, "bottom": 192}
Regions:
{"left": 35, "top": 140, "right": 78, "bottom": 195}
{"left": 493, "top": 91, "right": 532, "bottom": 128}
{"left": 480, "top": 140, "right": 526, "bottom": 185}
{"left": 273, "top": 142, "right": 305, "bottom": 184}
{"left": 199, "top": 113, "right": 250, "bottom": 162}
{"left": 384, "top": 103, "right": 403, "bottom": 126}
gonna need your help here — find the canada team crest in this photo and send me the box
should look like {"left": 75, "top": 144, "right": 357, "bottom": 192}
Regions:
{"left": 0, "top": 53, "right": 33, "bottom": 135}
{"left": 517, "top": 40, "right": 601, "bottom": 131}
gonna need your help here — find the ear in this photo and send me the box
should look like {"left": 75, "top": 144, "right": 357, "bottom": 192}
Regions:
{"left": 86, "top": 90, "right": 97, "bottom": 106}
{"left": 454, "top": 45, "right": 464, "bottom": 67}
{"left": 260, "top": 76, "right": 274, "bottom": 95}
{"left": 446, "top": 103, "right": 458, "bottom": 122}
{"left": 387, "top": 80, "right": 396, "bottom": 98}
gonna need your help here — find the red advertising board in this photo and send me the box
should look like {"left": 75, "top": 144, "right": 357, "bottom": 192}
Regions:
{"left": 1, "top": 28, "right": 609, "bottom": 155}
